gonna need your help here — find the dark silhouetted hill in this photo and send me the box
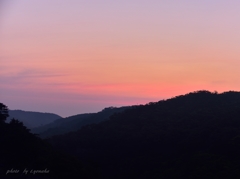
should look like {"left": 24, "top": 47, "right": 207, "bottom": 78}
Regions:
{"left": 32, "top": 106, "right": 130, "bottom": 138}
{"left": 0, "top": 104, "right": 98, "bottom": 179}
{"left": 7, "top": 110, "right": 62, "bottom": 129}
{"left": 49, "top": 90, "right": 240, "bottom": 179}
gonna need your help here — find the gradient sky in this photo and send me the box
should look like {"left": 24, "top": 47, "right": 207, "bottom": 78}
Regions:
{"left": 1, "top": 0, "right": 240, "bottom": 117}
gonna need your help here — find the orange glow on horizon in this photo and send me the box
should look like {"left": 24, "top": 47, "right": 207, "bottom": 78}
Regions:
{"left": 1, "top": 1, "right": 240, "bottom": 116}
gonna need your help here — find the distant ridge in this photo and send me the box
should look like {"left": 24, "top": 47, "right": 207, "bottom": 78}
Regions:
{"left": 7, "top": 110, "right": 62, "bottom": 129}
{"left": 31, "top": 106, "right": 130, "bottom": 138}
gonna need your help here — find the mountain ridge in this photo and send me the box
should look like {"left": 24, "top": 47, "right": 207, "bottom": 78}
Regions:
{"left": 7, "top": 110, "right": 62, "bottom": 129}
{"left": 48, "top": 90, "right": 240, "bottom": 179}
{"left": 31, "top": 106, "right": 131, "bottom": 138}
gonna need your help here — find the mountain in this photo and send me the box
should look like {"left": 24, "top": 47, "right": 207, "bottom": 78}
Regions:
{"left": 49, "top": 90, "right": 240, "bottom": 179}
{"left": 7, "top": 110, "right": 62, "bottom": 129}
{"left": 32, "top": 106, "right": 130, "bottom": 138}
{"left": 0, "top": 104, "right": 96, "bottom": 179}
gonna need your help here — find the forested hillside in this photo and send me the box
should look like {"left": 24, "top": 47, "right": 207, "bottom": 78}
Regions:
{"left": 49, "top": 91, "right": 240, "bottom": 179}
{"left": 0, "top": 103, "right": 96, "bottom": 179}
{"left": 2, "top": 91, "right": 240, "bottom": 178}
{"left": 32, "top": 106, "right": 130, "bottom": 138}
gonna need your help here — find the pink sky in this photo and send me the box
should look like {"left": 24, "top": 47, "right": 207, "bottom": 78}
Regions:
{"left": 1, "top": 0, "right": 240, "bottom": 117}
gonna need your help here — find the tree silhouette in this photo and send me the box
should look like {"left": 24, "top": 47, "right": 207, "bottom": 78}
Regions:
{"left": 0, "top": 103, "right": 9, "bottom": 123}
{"left": 0, "top": 103, "right": 94, "bottom": 178}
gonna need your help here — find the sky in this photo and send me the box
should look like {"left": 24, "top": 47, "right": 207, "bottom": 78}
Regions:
{"left": 1, "top": 0, "right": 240, "bottom": 117}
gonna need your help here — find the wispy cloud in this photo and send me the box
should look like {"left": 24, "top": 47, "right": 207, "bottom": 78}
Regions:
{"left": 16, "top": 69, "right": 67, "bottom": 78}
{"left": 0, "top": 68, "right": 68, "bottom": 85}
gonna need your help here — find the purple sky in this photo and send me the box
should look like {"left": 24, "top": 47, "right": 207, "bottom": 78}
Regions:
{"left": 1, "top": 0, "right": 240, "bottom": 117}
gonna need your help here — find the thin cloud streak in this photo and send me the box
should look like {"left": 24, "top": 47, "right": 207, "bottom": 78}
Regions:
{"left": 0, "top": 68, "right": 68, "bottom": 83}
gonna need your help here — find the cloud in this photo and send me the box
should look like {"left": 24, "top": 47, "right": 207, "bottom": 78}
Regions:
{"left": 16, "top": 69, "right": 67, "bottom": 78}
{"left": 0, "top": 68, "right": 68, "bottom": 85}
